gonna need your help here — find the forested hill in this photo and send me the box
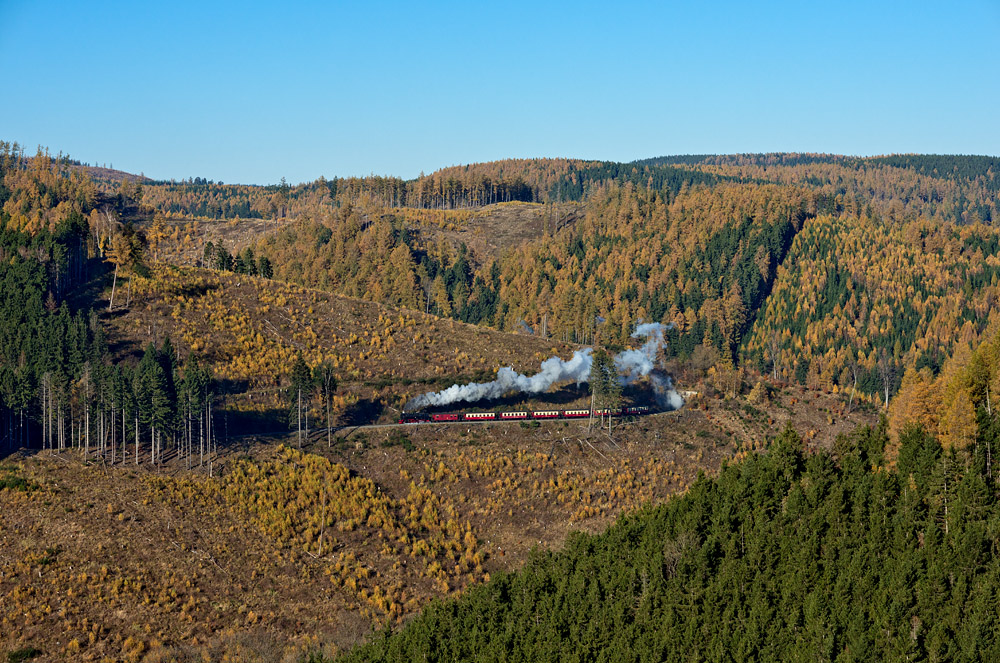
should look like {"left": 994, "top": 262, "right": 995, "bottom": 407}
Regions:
{"left": 240, "top": 151, "right": 1000, "bottom": 413}
{"left": 641, "top": 152, "right": 1000, "bottom": 183}
{"left": 340, "top": 420, "right": 1000, "bottom": 662}
{"left": 116, "top": 158, "right": 728, "bottom": 220}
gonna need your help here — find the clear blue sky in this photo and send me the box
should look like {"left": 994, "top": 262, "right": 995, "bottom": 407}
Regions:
{"left": 2, "top": 1, "right": 998, "bottom": 185}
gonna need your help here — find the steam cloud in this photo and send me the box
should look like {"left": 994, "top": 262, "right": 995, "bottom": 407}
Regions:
{"left": 404, "top": 322, "right": 684, "bottom": 411}
{"left": 651, "top": 371, "right": 685, "bottom": 411}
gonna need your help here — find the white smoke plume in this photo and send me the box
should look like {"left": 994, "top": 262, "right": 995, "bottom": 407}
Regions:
{"left": 651, "top": 371, "right": 685, "bottom": 411}
{"left": 616, "top": 322, "right": 669, "bottom": 384}
{"left": 405, "top": 322, "right": 682, "bottom": 411}
{"left": 405, "top": 348, "right": 593, "bottom": 411}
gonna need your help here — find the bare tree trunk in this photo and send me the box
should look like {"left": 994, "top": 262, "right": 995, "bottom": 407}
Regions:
{"left": 208, "top": 400, "right": 213, "bottom": 478}
{"left": 847, "top": 364, "right": 858, "bottom": 413}
{"left": 988, "top": 437, "right": 993, "bottom": 481}
{"left": 108, "top": 263, "right": 118, "bottom": 311}
{"left": 768, "top": 331, "right": 780, "bottom": 380}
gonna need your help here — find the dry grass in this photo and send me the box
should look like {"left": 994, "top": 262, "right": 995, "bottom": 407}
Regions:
{"left": 0, "top": 375, "right": 873, "bottom": 661}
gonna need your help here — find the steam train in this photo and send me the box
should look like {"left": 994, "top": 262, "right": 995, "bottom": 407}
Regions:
{"left": 398, "top": 405, "right": 651, "bottom": 424}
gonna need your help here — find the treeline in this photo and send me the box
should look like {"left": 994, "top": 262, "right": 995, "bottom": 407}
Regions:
{"left": 865, "top": 154, "right": 1000, "bottom": 192}
{"left": 126, "top": 158, "right": 739, "bottom": 221}
{"left": 90, "top": 152, "right": 1000, "bottom": 228}
{"left": 341, "top": 418, "right": 1000, "bottom": 662}
{"left": 130, "top": 170, "right": 543, "bottom": 221}
{"left": 0, "top": 217, "right": 219, "bottom": 467}
{"left": 546, "top": 160, "right": 725, "bottom": 201}
{"left": 643, "top": 152, "right": 1000, "bottom": 191}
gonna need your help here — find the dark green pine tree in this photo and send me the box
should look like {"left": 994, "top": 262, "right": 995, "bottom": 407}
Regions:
{"left": 136, "top": 344, "right": 171, "bottom": 464}
{"left": 257, "top": 256, "right": 273, "bottom": 279}
{"left": 179, "top": 356, "right": 213, "bottom": 467}
{"left": 214, "top": 245, "right": 233, "bottom": 271}
{"left": 238, "top": 248, "right": 257, "bottom": 276}
{"left": 156, "top": 336, "right": 178, "bottom": 445}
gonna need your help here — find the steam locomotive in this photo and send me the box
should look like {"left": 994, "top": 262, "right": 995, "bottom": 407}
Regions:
{"left": 398, "top": 406, "right": 651, "bottom": 424}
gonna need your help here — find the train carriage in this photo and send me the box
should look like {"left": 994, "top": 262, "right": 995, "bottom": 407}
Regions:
{"left": 401, "top": 405, "right": 654, "bottom": 425}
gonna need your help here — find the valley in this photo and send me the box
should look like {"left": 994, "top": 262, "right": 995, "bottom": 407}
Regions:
{"left": 0, "top": 145, "right": 997, "bottom": 661}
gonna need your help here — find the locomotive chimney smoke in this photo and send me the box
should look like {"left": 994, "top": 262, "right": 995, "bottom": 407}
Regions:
{"left": 616, "top": 322, "right": 670, "bottom": 384}
{"left": 405, "top": 322, "right": 679, "bottom": 411}
{"left": 405, "top": 348, "right": 593, "bottom": 411}
{"left": 651, "top": 371, "right": 685, "bottom": 411}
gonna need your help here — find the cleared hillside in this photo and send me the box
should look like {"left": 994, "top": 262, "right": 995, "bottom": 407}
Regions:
{"left": 104, "top": 263, "right": 583, "bottom": 429}
{"left": 1, "top": 374, "right": 871, "bottom": 661}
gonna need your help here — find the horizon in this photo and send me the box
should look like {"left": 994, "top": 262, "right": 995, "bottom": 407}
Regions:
{"left": 2, "top": 1, "right": 998, "bottom": 185}
{"left": 18, "top": 149, "right": 1000, "bottom": 188}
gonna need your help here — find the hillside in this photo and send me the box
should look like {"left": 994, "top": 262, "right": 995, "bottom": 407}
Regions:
{"left": 339, "top": 421, "right": 1000, "bottom": 663}
{"left": 105, "top": 263, "right": 583, "bottom": 428}
{"left": 2, "top": 377, "right": 871, "bottom": 661}
{"left": 2, "top": 143, "right": 997, "bottom": 661}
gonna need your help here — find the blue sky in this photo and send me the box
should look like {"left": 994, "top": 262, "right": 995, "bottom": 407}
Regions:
{"left": 2, "top": 1, "right": 998, "bottom": 184}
